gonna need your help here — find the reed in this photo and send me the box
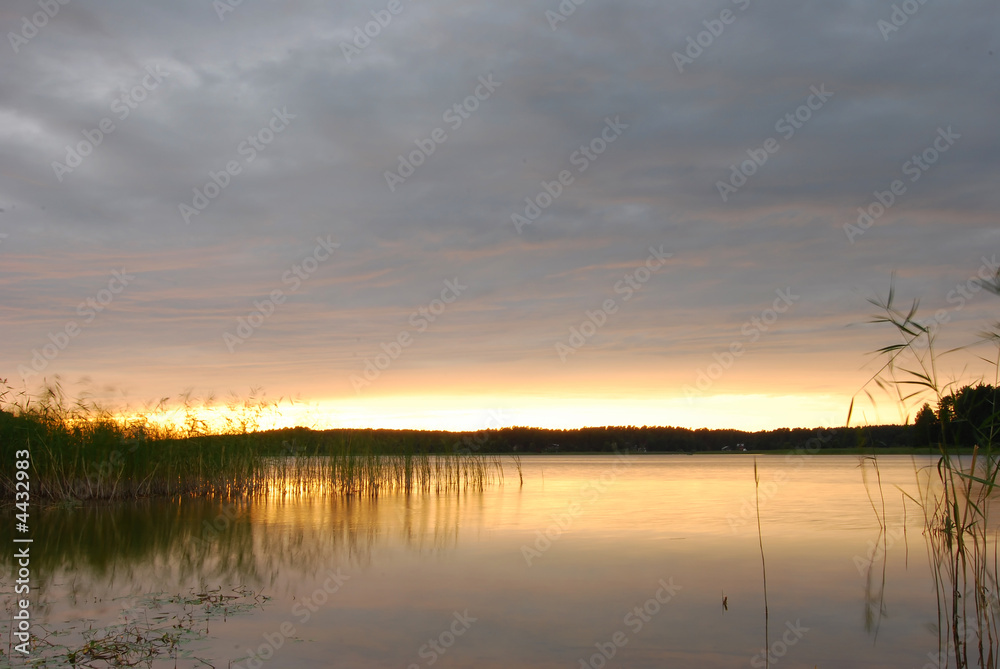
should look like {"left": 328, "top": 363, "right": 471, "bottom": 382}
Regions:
{"left": 853, "top": 278, "right": 1000, "bottom": 667}
{"left": 511, "top": 454, "right": 524, "bottom": 486}
{"left": 754, "top": 457, "right": 770, "bottom": 669}
{"left": 0, "top": 380, "right": 505, "bottom": 502}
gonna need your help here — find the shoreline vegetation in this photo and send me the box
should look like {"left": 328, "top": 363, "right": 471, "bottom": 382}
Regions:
{"left": 0, "top": 382, "right": 511, "bottom": 502}
{"left": 0, "top": 376, "right": 983, "bottom": 504}
{"left": 854, "top": 279, "right": 999, "bottom": 668}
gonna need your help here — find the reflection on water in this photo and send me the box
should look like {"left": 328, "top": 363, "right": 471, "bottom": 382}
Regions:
{"left": 1, "top": 454, "right": 996, "bottom": 667}
{"left": 0, "top": 491, "right": 477, "bottom": 598}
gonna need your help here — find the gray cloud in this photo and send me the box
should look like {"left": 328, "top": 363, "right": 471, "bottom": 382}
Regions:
{"left": 1, "top": 0, "right": 997, "bottom": 426}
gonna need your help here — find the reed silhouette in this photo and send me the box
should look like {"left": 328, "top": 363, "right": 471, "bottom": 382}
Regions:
{"left": 852, "top": 275, "right": 1000, "bottom": 668}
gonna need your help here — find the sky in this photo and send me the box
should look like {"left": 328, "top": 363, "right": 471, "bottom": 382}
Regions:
{"left": 1, "top": 0, "right": 998, "bottom": 432}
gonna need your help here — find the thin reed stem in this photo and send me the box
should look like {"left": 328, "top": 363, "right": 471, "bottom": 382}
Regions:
{"left": 755, "top": 457, "right": 769, "bottom": 669}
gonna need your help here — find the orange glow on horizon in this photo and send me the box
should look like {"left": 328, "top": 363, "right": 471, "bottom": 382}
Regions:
{"left": 114, "top": 391, "right": 869, "bottom": 434}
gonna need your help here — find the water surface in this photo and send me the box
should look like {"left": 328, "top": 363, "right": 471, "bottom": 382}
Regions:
{"left": 2, "top": 454, "right": 991, "bottom": 668}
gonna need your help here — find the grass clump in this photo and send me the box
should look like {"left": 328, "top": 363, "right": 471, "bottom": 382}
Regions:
{"left": 853, "top": 275, "right": 1000, "bottom": 667}
{"left": 0, "top": 379, "right": 504, "bottom": 502}
{"left": 0, "top": 380, "right": 273, "bottom": 500}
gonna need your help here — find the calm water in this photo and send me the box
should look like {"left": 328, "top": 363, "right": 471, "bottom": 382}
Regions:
{"left": 3, "top": 454, "right": 996, "bottom": 668}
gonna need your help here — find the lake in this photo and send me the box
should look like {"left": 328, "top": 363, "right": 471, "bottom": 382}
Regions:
{"left": 2, "top": 453, "right": 995, "bottom": 668}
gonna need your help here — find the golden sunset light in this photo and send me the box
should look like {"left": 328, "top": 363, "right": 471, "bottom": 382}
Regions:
{"left": 2, "top": 1, "right": 999, "bottom": 666}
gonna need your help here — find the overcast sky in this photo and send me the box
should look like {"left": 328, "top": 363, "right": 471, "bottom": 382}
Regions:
{"left": 1, "top": 0, "right": 998, "bottom": 430}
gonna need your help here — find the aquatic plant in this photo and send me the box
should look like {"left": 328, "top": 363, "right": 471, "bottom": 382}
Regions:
{"left": 0, "top": 379, "right": 504, "bottom": 502}
{"left": 11, "top": 585, "right": 267, "bottom": 667}
{"left": 754, "top": 457, "right": 770, "bottom": 668}
{"left": 852, "top": 275, "right": 1000, "bottom": 668}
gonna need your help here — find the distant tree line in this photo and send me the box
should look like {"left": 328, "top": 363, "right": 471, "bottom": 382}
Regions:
{"left": 913, "top": 383, "right": 998, "bottom": 449}
{"left": 258, "top": 422, "right": 919, "bottom": 455}
{"left": 204, "top": 383, "right": 996, "bottom": 455}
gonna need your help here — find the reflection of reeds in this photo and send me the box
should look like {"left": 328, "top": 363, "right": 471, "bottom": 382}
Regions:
{"left": 915, "top": 450, "right": 1000, "bottom": 669}
{"left": 853, "top": 279, "right": 1000, "bottom": 667}
{"left": 0, "top": 380, "right": 504, "bottom": 501}
{"left": 754, "top": 457, "right": 770, "bottom": 669}
{"left": 0, "top": 488, "right": 481, "bottom": 600}
{"left": 858, "top": 454, "right": 890, "bottom": 639}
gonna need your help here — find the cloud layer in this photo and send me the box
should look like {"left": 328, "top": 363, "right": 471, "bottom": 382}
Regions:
{"left": 2, "top": 0, "right": 998, "bottom": 428}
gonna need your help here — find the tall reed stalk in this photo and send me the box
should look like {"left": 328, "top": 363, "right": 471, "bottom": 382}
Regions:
{"left": 754, "top": 457, "right": 770, "bottom": 669}
{"left": 853, "top": 278, "right": 1000, "bottom": 668}
{"left": 0, "top": 380, "right": 505, "bottom": 502}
